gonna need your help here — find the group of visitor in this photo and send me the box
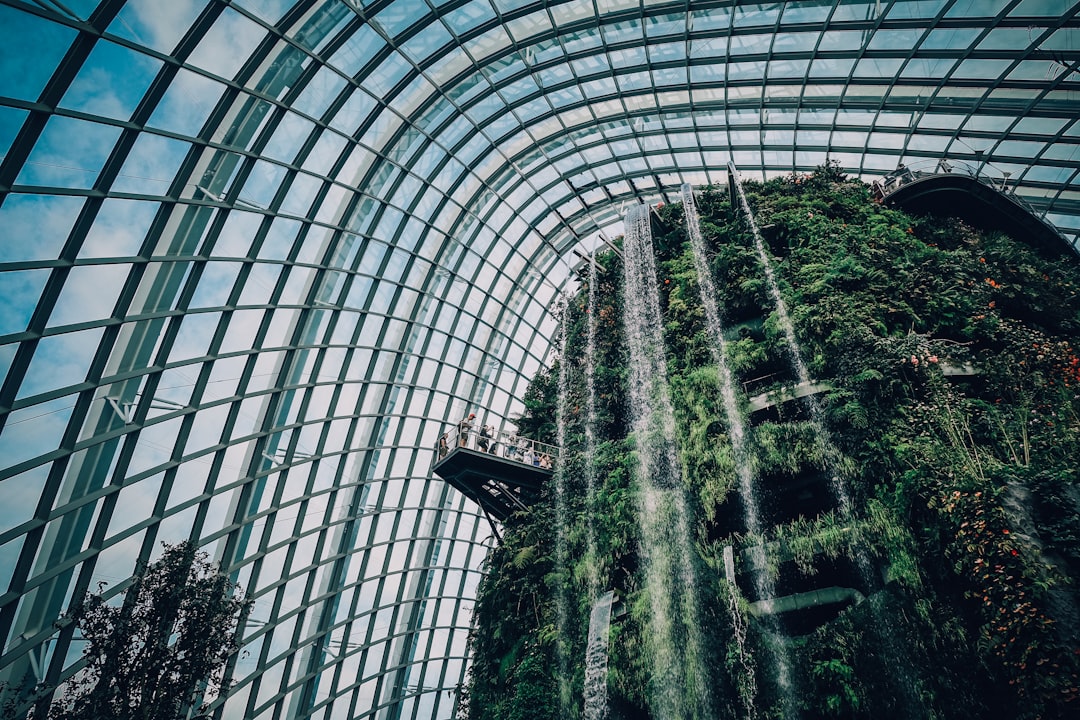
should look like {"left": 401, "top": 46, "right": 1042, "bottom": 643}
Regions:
{"left": 436, "top": 413, "right": 554, "bottom": 470}
{"left": 456, "top": 413, "right": 497, "bottom": 451}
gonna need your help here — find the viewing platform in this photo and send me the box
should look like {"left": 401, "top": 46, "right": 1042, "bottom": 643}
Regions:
{"left": 431, "top": 425, "right": 559, "bottom": 523}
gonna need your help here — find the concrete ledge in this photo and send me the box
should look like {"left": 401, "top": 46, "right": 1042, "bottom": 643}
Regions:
{"left": 749, "top": 586, "right": 865, "bottom": 617}
{"left": 748, "top": 379, "right": 832, "bottom": 413}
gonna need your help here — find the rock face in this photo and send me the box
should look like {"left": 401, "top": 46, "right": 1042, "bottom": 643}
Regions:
{"left": 1004, "top": 480, "right": 1080, "bottom": 649}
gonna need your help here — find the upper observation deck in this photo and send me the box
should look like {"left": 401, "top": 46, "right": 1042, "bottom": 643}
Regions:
{"left": 875, "top": 159, "right": 1078, "bottom": 259}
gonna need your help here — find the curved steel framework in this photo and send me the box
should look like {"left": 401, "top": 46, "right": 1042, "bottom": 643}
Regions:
{"left": 0, "top": 1, "right": 1078, "bottom": 719}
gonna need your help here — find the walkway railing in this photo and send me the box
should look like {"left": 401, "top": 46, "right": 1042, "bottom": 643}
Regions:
{"left": 873, "top": 158, "right": 1011, "bottom": 196}
{"left": 435, "top": 425, "right": 560, "bottom": 470}
{"left": 874, "top": 157, "right": 1063, "bottom": 227}
{"left": 873, "top": 157, "right": 1078, "bottom": 256}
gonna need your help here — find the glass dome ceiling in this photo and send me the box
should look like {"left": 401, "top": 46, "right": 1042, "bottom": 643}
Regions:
{"left": 1, "top": 1, "right": 1078, "bottom": 718}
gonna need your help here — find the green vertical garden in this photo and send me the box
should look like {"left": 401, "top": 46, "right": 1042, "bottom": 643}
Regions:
{"left": 459, "top": 165, "right": 1080, "bottom": 720}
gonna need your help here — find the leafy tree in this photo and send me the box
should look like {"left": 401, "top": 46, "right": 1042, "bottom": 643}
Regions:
{"left": 16, "top": 542, "right": 250, "bottom": 720}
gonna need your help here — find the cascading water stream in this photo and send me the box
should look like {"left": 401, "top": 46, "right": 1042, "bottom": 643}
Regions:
{"left": 582, "top": 590, "right": 615, "bottom": 720}
{"left": 681, "top": 184, "right": 797, "bottom": 719}
{"left": 622, "top": 203, "right": 712, "bottom": 720}
{"left": 584, "top": 254, "right": 601, "bottom": 599}
{"left": 726, "top": 165, "right": 852, "bottom": 514}
{"left": 727, "top": 164, "right": 924, "bottom": 718}
{"left": 554, "top": 300, "right": 573, "bottom": 715}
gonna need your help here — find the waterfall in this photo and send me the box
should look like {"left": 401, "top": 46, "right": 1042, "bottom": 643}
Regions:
{"left": 726, "top": 165, "right": 852, "bottom": 514}
{"left": 727, "top": 165, "right": 924, "bottom": 718}
{"left": 727, "top": 164, "right": 868, "bottom": 530}
{"left": 582, "top": 590, "right": 615, "bottom": 720}
{"left": 553, "top": 300, "right": 573, "bottom": 715}
{"left": 682, "top": 184, "right": 797, "bottom": 718}
{"left": 622, "top": 203, "right": 712, "bottom": 720}
{"left": 681, "top": 185, "right": 759, "bottom": 534}
{"left": 584, "top": 254, "right": 601, "bottom": 599}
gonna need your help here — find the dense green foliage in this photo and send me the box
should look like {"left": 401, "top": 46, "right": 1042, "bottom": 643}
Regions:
{"left": 462, "top": 166, "right": 1080, "bottom": 720}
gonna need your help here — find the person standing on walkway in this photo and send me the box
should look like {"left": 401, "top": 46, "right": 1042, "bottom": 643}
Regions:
{"left": 459, "top": 413, "right": 475, "bottom": 447}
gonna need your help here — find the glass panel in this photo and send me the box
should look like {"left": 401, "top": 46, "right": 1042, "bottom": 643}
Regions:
{"left": 109, "top": 0, "right": 205, "bottom": 54}
{"left": 279, "top": 172, "right": 323, "bottom": 217}
{"left": 374, "top": 0, "right": 429, "bottom": 38}
{"left": 976, "top": 26, "right": 1032, "bottom": 50}
{"left": 0, "top": 5, "right": 77, "bottom": 102}
{"left": 293, "top": 66, "right": 348, "bottom": 121}
{"left": 0, "top": 195, "right": 84, "bottom": 263}
{"left": 112, "top": 132, "right": 191, "bottom": 196}
{"left": 886, "top": 0, "right": 949, "bottom": 20}
{"left": 901, "top": 57, "right": 956, "bottom": 79}
{"left": 444, "top": 1, "right": 496, "bottom": 35}
{"left": 80, "top": 199, "right": 157, "bottom": 259}
{"left": 921, "top": 26, "right": 982, "bottom": 49}
{"left": 817, "top": 29, "right": 864, "bottom": 51}
{"left": 60, "top": 40, "right": 162, "bottom": 121}
{"left": 190, "top": 261, "right": 243, "bottom": 310}
{"left": 867, "top": 27, "right": 922, "bottom": 50}
{"left": 853, "top": 56, "right": 905, "bottom": 78}
{"left": 0, "top": 398, "right": 73, "bottom": 471}
{"left": 1012, "top": 0, "right": 1074, "bottom": 16}
{"left": 368, "top": 52, "right": 414, "bottom": 99}
{"left": 16, "top": 327, "right": 105, "bottom": 400}
{"left": 187, "top": 6, "right": 268, "bottom": 81}
{"left": 17, "top": 116, "right": 123, "bottom": 189}
{"left": 780, "top": 2, "right": 833, "bottom": 24}
{"left": 237, "top": 262, "right": 282, "bottom": 307}
{"left": 0, "top": 105, "right": 28, "bottom": 162}
{"left": 0, "top": 269, "right": 50, "bottom": 336}
{"left": 234, "top": 0, "right": 295, "bottom": 24}
{"left": 146, "top": 68, "right": 225, "bottom": 137}
{"left": 734, "top": 3, "right": 781, "bottom": 27}
{"left": 167, "top": 311, "right": 222, "bottom": 364}
{"left": 48, "top": 264, "right": 130, "bottom": 328}
{"left": 951, "top": 58, "right": 1012, "bottom": 79}
{"left": 241, "top": 159, "right": 288, "bottom": 208}
{"left": 944, "top": 0, "right": 1011, "bottom": 17}
{"left": 263, "top": 112, "right": 316, "bottom": 165}
{"left": 329, "top": 22, "right": 384, "bottom": 78}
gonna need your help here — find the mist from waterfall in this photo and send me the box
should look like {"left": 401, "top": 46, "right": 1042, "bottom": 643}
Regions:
{"left": 728, "top": 165, "right": 924, "bottom": 719}
{"left": 622, "top": 203, "right": 712, "bottom": 720}
{"left": 682, "top": 184, "right": 798, "bottom": 719}
{"left": 584, "top": 254, "right": 602, "bottom": 600}
{"left": 582, "top": 591, "right": 615, "bottom": 720}
{"left": 554, "top": 301, "right": 573, "bottom": 715}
